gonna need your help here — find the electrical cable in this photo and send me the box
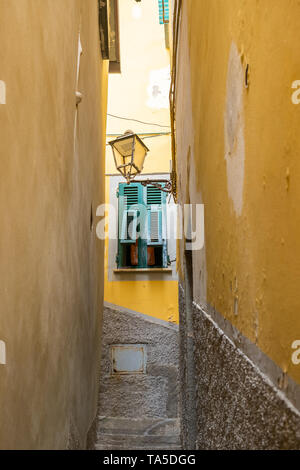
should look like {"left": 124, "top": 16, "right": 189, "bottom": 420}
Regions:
{"left": 142, "top": 133, "right": 171, "bottom": 140}
{"left": 106, "top": 133, "right": 171, "bottom": 145}
{"left": 107, "top": 113, "right": 171, "bottom": 129}
{"left": 107, "top": 132, "right": 170, "bottom": 136}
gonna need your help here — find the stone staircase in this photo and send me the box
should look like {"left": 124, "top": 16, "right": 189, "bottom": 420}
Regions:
{"left": 95, "top": 417, "right": 181, "bottom": 450}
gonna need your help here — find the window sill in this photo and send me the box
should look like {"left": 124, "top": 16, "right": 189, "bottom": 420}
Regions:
{"left": 113, "top": 268, "right": 173, "bottom": 273}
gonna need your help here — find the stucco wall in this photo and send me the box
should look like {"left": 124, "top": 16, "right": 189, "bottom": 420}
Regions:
{"left": 174, "top": 0, "right": 300, "bottom": 448}
{"left": 0, "top": 0, "right": 107, "bottom": 449}
{"left": 94, "top": 302, "right": 180, "bottom": 449}
{"left": 99, "top": 302, "right": 179, "bottom": 419}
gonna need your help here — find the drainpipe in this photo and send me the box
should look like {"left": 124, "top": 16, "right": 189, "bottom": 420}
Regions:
{"left": 170, "top": 0, "right": 196, "bottom": 448}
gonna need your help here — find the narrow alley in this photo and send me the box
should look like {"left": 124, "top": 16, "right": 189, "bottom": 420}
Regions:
{"left": 0, "top": 0, "right": 300, "bottom": 454}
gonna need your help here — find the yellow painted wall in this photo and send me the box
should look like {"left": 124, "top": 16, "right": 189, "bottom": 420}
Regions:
{"left": 176, "top": 0, "right": 300, "bottom": 384}
{"left": 0, "top": 0, "right": 108, "bottom": 448}
{"left": 105, "top": 0, "right": 178, "bottom": 323}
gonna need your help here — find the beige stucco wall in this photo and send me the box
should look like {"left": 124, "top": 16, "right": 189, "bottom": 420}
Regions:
{"left": 0, "top": 0, "right": 108, "bottom": 449}
{"left": 175, "top": 0, "right": 300, "bottom": 387}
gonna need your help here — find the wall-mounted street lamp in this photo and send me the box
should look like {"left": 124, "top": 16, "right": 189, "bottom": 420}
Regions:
{"left": 109, "top": 131, "right": 149, "bottom": 183}
{"left": 109, "top": 130, "right": 174, "bottom": 194}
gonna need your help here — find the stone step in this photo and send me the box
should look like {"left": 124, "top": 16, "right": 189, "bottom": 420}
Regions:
{"left": 95, "top": 417, "right": 181, "bottom": 450}
{"left": 97, "top": 433, "right": 180, "bottom": 445}
{"left": 96, "top": 444, "right": 181, "bottom": 450}
{"left": 97, "top": 416, "right": 180, "bottom": 435}
{"left": 95, "top": 436, "right": 181, "bottom": 451}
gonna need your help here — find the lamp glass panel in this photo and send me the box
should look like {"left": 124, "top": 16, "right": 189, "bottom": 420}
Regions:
{"left": 113, "top": 148, "right": 126, "bottom": 169}
{"left": 113, "top": 136, "right": 134, "bottom": 157}
{"left": 133, "top": 137, "right": 147, "bottom": 172}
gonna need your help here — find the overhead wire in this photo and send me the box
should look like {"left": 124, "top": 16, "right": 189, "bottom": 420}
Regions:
{"left": 105, "top": 132, "right": 171, "bottom": 146}
{"left": 107, "top": 113, "right": 171, "bottom": 129}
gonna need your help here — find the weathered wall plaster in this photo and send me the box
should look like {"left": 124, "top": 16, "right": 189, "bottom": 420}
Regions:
{"left": 0, "top": 341, "right": 6, "bottom": 365}
{"left": 0, "top": 81, "right": 6, "bottom": 104}
{"left": 191, "top": 295, "right": 300, "bottom": 449}
{"left": 0, "top": 0, "right": 108, "bottom": 449}
{"left": 224, "top": 42, "right": 245, "bottom": 217}
{"left": 146, "top": 67, "right": 171, "bottom": 109}
{"left": 176, "top": 0, "right": 300, "bottom": 388}
{"left": 175, "top": 0, "right": 300, "bottom": 448}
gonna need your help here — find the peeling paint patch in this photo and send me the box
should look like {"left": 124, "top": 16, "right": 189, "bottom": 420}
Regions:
{"left": 76, "top": 34, "right": 83, "bottom": 86}
{"left": 147, "top": 67, "right": 171, "bottom": 109}
{"left": 0, "top": 341, "right": 6, "bottom": 365}
{"left": 132, "top": 4, "right": 142, "bottom": 19}
{"left": 0, "top": 80, "right": 6, "bottom": 104}
{"left": 224, "top": 42, "right": 245, "bottom": 216}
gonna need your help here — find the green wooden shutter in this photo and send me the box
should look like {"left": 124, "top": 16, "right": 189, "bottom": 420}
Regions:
{"left": 147, "top": 208, "right": 163, "bottom": 245}
{"left": 147, "top": 185, "right": 162, "bottom": 246}
{"left": 158, "top": 0, "right": 169, "bottom": 24}
{"left": 120, "top": 210, "right": 138, "bottom": 243}
{"left": 117, "top": 182, "right": 147, "bottom": 268}
{"left": 146, "top": 185, "right": 167, "bottom": 260}
{"left": 119, "top": 183, "right": 140, "bottom": 244}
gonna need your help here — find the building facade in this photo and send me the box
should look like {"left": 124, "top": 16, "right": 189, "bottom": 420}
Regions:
{"left": 104, "top": 0, "right": 178, "bottom": 323}
{"left": 96, "top": 0, "right": 180, "bottom": 449}
{"left": 173, "top": 0, "right": 300, "bottom": 449}
{"left": 0, "top": 0, "right": 109, "bottom": 449}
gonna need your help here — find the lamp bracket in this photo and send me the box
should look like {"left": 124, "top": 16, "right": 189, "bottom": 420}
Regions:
{"left": 133, "top": 179, "right": 172, "bottom": 193}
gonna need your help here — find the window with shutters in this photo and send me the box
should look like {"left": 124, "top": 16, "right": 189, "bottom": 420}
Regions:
{"left": 157, "top": 1, "right": 170, "bottom": 48}
{"left": 158, "top": 0, "right": 169, "bottom": 24}
{"left": 117, "top": 182, "right": 168, "bottom": 269}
